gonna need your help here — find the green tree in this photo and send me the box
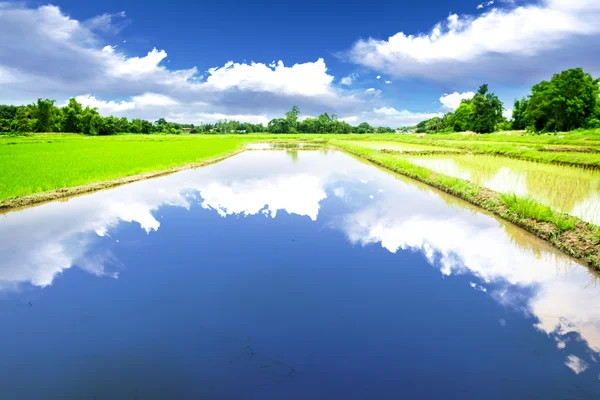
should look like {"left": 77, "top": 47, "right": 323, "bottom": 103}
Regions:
{"left": 452, "top": 100, "right": 474, "bottom": 132}
{"left": 356, "top": 122, "right": 371, "bottom": 134}
{"left": 527, "top": 68, "right": 599, "bottom": 131}
{"left": 268, "top": 118, "right": 291, "bottom": 133}
{"left": 470, "top": 84, "right": 504, "bottom": 133}
{"left": 81, "top": 107, "right": 101, "bottom": 135}
{"left": 511, "top": 98, "right": 529, "bottom": 130}
{"left": 34, "top": 98, "right": 56, "bottom": 132}
{"left": 62, "top": 98, "right": 83, "bottom": 133}
{"left": 285, "top": 105, "right": 300, "bottom": 132}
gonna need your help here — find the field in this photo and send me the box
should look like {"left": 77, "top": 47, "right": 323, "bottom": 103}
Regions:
{"left": 2, "top": 130, "right": 600, "bottom": 268}
{"left": 2, "top": 131, "right": 600, "bottom": 204}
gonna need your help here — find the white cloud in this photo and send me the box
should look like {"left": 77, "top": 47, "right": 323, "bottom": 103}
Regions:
{"left": 340, "top": 73, "right": 358, "bottom": 86}
{"left": 0, "top": 4, "right": 366, "bottom": 124}
{"left": 348, "top": 0, "right": 600, "bottom": 82}
{"left": 477, "top": 1, "right": 495, "bottom": 10}
{"left": 503, "top": 109, "right": 513, "bottom": 120}
{"left": 565, "top": 355, "right": 588, "bottom": 374}
{"left": 439, "top": 91, "right": 475, "bottom": 111}
{"left": 74, "top": 95, "right": 135, "bottom": 113}
{"left": 385, "top": 80, "right": 392, "bottom": 84}
{"left": 364, "top": 88, "right": 381, "bottom": 96}
{"left": 376, "top": 75, "right": 381, "bottom": 79}
{"left": 84, "top": 11, "right": 129, "bottom": 34}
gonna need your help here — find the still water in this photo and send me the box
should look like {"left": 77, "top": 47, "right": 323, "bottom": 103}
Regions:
{"left": 406, "top": 154, "right": 600, "bottom": 225}
{"left": 1, "top": 150, "right": 600, "bottom": 399}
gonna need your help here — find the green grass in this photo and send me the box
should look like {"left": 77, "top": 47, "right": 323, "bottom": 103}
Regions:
{"left": 499, "top": 193, "right": 577, "bottom": 231}
{"left": 0, "top": 134, "right": 257, "bottom": 202}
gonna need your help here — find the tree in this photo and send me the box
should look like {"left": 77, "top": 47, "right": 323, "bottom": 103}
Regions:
{"left": 81, "top": 107, "right": 101, "bottom": 135}
{"left": 511, "top": 98, "right": 529, "bottom": 130}
{"left": 356, "top": 122, "right": 371, "bottom": 134}
{"left": 470, "top": 84, "right": 504, "bottom": 133}
{"left": 62, "top": 98, "right": 83, "bottom": 133}
{"left": 34, "top": 98, "right": 56, "bottom": 132}
{"left": 526, "top": 68, "right": 599, "bottom": 131}
{"left": 268, "top": 118, "right": 291, "bottom": 133}
{"left": 452, "top": 100, "right": 474, "bottom": 132}
{"left": 285, "top": 106, "right": 300, "bottom": 132}
{"left": 99, "top": 116, "right": 119, "bottom": 135}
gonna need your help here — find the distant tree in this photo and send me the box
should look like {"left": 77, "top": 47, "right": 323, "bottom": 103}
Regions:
{"left": 526, "top": 68, "right": 600, "bottom": 131}
{"left": 356, "top": 122, "right": 371, "bottom": 134}
{"left": 268, "top": 118, "right": 291, "bottom": 133}
{"left": 81, "top": 107, "right": 101, "bottom": 135}
{"left": 511, "top": 98, "right": 529, "bottom": 130}
{"left": 470, "top": 84, "right": 504, "bottom": 133}
{"left": 285, "top": 105, "right": 300, "bottom": 132}
{"left": 62, "top": 98, "right": 83, "bottom": 133}
{"left": 34, "top": 98, "right": 56, "bottom": 132}
{"left": 99, "top": 116, "right": 119, "bottom": 135}
{"left": 0, "top": 105, "right": 19, "bottom": 120}
{"left": 14, "top": 106, "right": 36, "bottom": 133}
{"left": 452, "top": 100, "right": 474, "bottom": 132}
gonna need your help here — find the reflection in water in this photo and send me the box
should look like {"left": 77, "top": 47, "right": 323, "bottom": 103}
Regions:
{"left": 404, "top": 154, "right": 600, "bottom": 224}
{"left": 1, "top": 150, "right": 600, "bottom": 393}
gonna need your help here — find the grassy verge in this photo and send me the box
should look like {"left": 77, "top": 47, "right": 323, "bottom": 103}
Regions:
{"left": 336, "top": 142, "right": 600, "bottom": 269}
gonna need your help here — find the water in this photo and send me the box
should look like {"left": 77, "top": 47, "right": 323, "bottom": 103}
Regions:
{"left": 405, "top": 154, "right": 600, "bottom": 224}
{"left": 343, "top": 140, "right": 461, "bottom": 153}
{"left": 246, "top": 142, "right": 322, "bottom": 150}
{"left": 1, "top": 151, "right": 600, "bottom": 399}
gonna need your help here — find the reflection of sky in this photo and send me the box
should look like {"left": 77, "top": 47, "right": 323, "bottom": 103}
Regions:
{"left": 406, "top": 157, "right": 600, "bottom": 224}
{"left": 1, "top": 150, "right": 599, "bottom": 366}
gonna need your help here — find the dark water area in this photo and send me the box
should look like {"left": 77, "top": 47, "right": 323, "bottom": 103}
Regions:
{"left": 1, "top": 150, "right": 599, "bottom": 399}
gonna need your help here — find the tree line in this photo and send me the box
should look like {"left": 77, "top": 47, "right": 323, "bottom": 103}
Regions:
{"left": 0, "top": 99, "right": 269, "bottom": 135}
{"left": 266, "top": 106, "right": 395, "bottom": 134}
{"left": 0, "top": 99, "right": 395, "bottom": 135}
{"left": 416, "top": 68, "right": 600, "bottom": 134}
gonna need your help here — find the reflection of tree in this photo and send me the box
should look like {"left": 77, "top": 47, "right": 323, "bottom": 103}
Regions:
{"left": 285, "top": 150, "right": 298, "bottom": 163}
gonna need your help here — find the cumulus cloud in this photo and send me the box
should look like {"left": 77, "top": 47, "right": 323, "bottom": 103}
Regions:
{"left": 385, "top": 80, "right": 392, "bottom": 84}
{"left": 348, "top": 0, "right": 600, "bottom": 83}
{"left": 439, "top": 91, "right": 475, "bottom": 111}
{"left": 0, "top": 4, "right": 367, "bottom": 123}
{"left": 364, "top": 88, "right": 381, "bottom": 96}
{"left": 340, "top": 73, "right": 358, "bottom": 86}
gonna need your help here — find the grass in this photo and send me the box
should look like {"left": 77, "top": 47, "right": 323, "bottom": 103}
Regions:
{"left": 499, "top": 193, "right": 577, "bottom": 231}
{"left": 0, "top": 134, "right": 255, "bottom": 203}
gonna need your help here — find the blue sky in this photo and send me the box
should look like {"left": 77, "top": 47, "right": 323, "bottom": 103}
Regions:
{"left": 1, "top": 0, "right": 599, "bottom": 126}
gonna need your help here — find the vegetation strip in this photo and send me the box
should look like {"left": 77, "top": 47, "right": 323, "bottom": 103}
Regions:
{"left": 0, "top": 149, "right": 244, "bottom": 211}
{"left": 336, "top": 143, "right": 600, "bottom": 269}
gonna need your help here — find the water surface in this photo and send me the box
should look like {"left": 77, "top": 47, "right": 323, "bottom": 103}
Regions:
{"left": 1, "top": 151, "right": 600, "bottom": 399}
{"left": 406, "top": 154, "right": 600, "bottom": 224}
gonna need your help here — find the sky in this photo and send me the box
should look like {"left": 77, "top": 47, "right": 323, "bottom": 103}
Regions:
{"left": 0, "top": 0, "right": 599, "bottom": 127}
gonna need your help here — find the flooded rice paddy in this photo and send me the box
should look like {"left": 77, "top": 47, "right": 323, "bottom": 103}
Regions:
{"left": 1, "top": 150, "right": 600, "bottom": 398}
{"left": 405, "top": 154, "right": 600, "bottom": 224}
